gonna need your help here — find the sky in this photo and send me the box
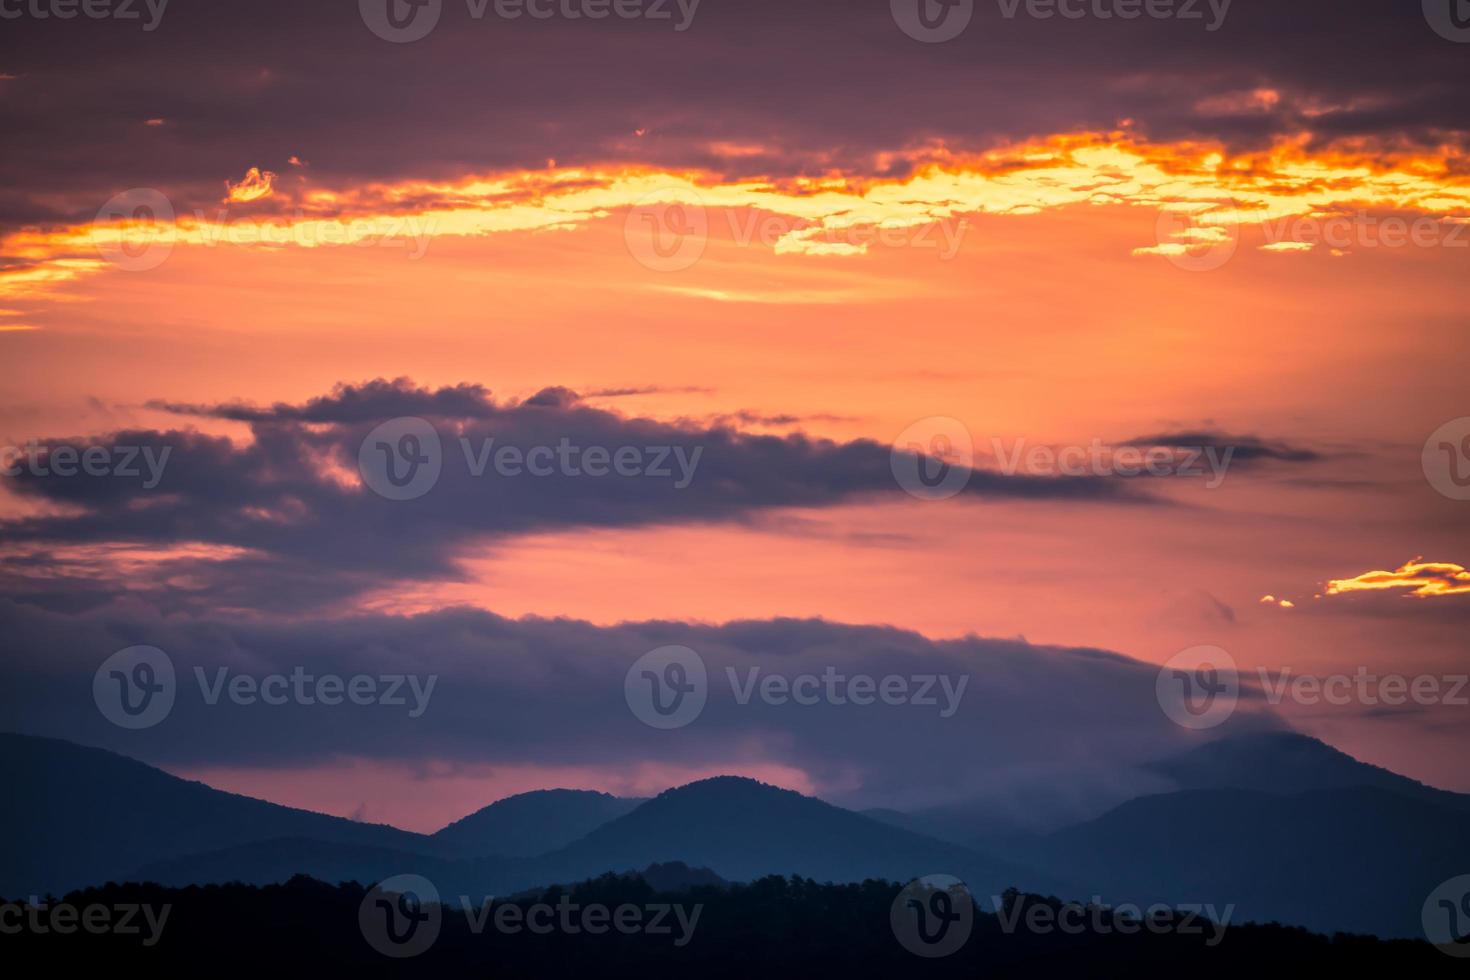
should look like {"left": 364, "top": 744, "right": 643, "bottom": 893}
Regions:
{"left": 1, "top": 0, "right": 1468, "bottom": 833}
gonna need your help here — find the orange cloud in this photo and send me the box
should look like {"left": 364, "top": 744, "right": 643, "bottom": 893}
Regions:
{"left": 1324, "top": 559, "right": 1470, "bottom": 599}
{"left": 6, "top": 132, "right": 1470, "bottom": 304}
{"left": 224, "top": 166, "right": 277, "bottom": 203}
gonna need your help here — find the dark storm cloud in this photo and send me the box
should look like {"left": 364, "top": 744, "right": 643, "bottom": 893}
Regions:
{"left": 1, "top": 1, "right": 1466, "bottom": 231}
{"left": 1126, "top": 431, "right": 1327, "bottom": 464}
{"left": 0, "top": 379, "right": 1128, "bottom": 611}
{"left": 0, "top": 598, "right": 1285, "bottom": 811}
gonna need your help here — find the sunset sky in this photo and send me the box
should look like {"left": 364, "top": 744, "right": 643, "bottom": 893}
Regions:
{"left": 2, "top": 0, "right": 1468, "bottom": 832}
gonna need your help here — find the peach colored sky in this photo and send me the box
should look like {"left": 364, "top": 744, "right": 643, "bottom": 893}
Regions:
{"left": 5, "top": 138, "right": 1470, "bottom": 828}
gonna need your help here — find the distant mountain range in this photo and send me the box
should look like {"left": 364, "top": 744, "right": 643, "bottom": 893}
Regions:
{"left": 3, "top": 731, "right": 1465, "bottom": 939}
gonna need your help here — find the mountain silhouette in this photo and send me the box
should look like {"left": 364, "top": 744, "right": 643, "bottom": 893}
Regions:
{"left": 1022, "top": 784, "right": 1470, "bottom": 938}
{"left": 1147, "top": 731, "right": 1470, "bottom": 809}
{"left": 519, "top": 776, "right": 1060, "bottom": 901}
{"left": 9, "top": 732, "right": 1467, "bottom": 940}
{"left": 0, "top": 733, "right": 449, "bottom": 897}
{"left": 432, "top": 788, "right": 644, "bottom": 858}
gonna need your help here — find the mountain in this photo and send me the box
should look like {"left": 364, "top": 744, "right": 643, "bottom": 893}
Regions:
{"left": 521, "top": 776, "right": 1060, "bottom": 902}
{"left": 0, "top": 733, "right": 447, "bottom": 897}
{"left": 432, "top": 788, "right": 644, "bottom": 858}
{"left": 1021, "top": 785, "right": 1470, "bottom": 938}
{"left": 1146, "top": 731, "right": 1470, "bottom": 810}
{"left": 123, "top": 778, "right": 1043, "bottom": 901}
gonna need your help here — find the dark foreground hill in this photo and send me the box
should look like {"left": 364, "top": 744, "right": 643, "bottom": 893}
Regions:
{"left": 0, "top": 733, "right": 449, "bottom": 897}
{"left": 1022, "top": 785, "right": 1470, "bottom": 939}
{"left": 1, "top": 875, "right": 1457, "bottom": 979}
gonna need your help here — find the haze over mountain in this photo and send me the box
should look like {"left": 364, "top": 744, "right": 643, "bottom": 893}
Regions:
{"left": 1145, "top": 731, "right": 1470, "bottom": 810}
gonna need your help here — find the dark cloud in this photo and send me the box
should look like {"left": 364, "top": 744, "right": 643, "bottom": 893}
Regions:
{"left": 1, "top": 1, "right": 1465, "bottom": 231}
{"left": 0, "top": 599, "right": 1284, "bottom": 812}
{"left": 1, "top": 379, "right": 1129, "bottom": 611}
{"left": 1126, "top": 430, "right": 1326, "bottom": 464}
